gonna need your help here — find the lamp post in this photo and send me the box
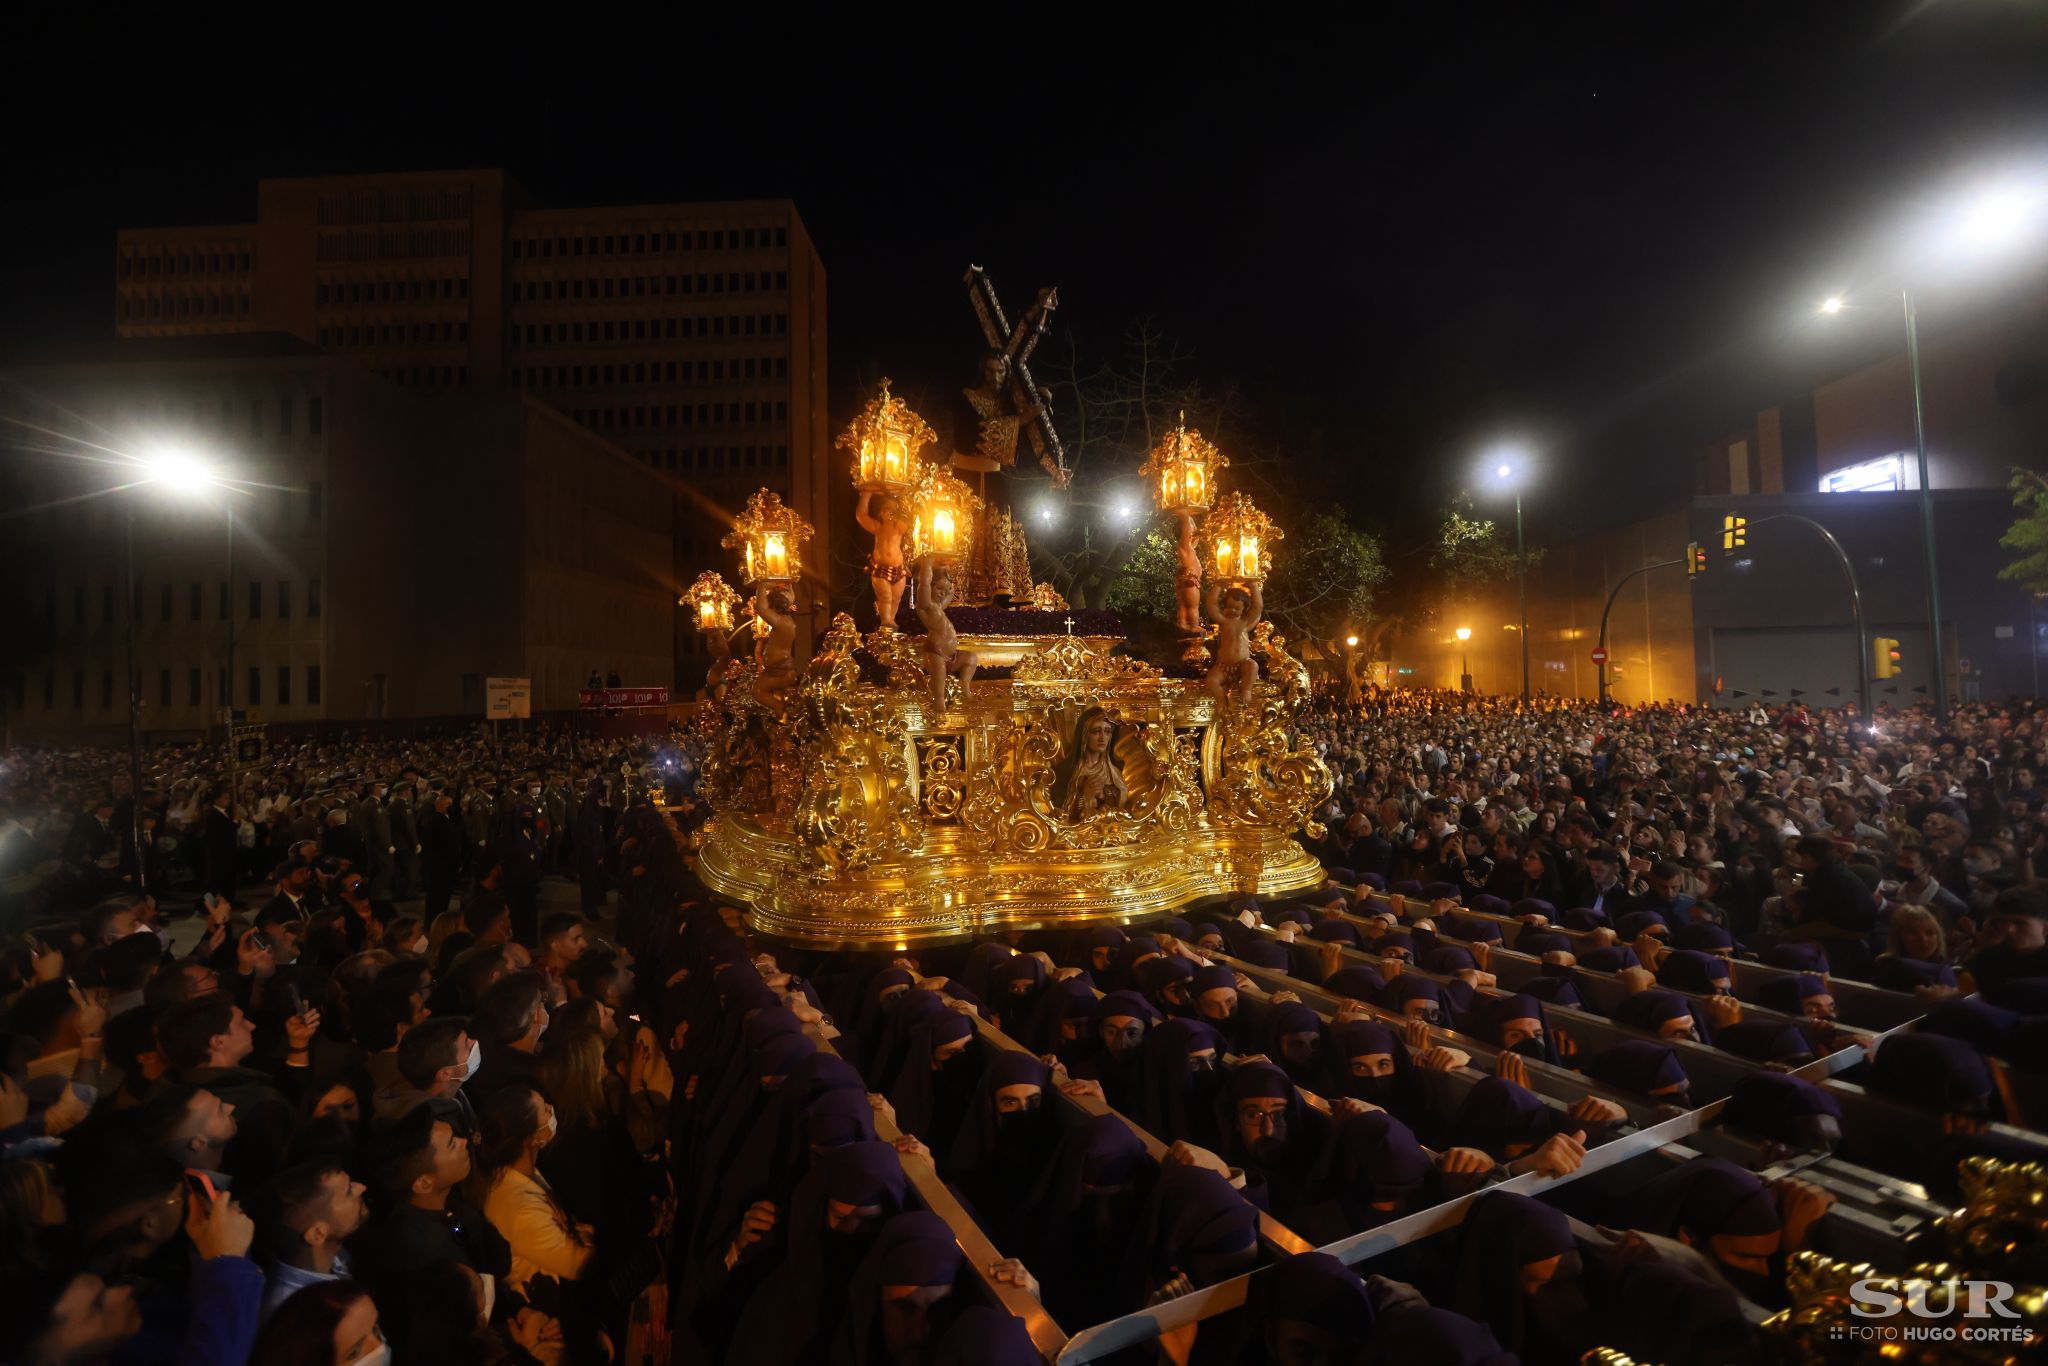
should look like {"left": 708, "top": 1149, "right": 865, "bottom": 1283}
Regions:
{"left": 1821, "top": 290, "right": 1946, "bottom": 722}
{"left": 1491, "top": 459, "right": 1531, "bottom": 701}
{"left": 1814, "top": 175, "right": 2045, "bottom": 722}
{"left": 1343, "top": 633, "right": 1361, "bottom": 705}
{"left": 128, "top": 451, "right": 233, "bottom": 895}
{"left": 1455, "top": 626, "right": 1473, "bottom": 693}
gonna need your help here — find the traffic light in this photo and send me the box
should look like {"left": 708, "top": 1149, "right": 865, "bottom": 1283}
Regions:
{"left": 1722, "top": 514, "right": 1747, "bottom": 554}
{"left": 1686, "top": 542, "right": 1707, "bottom": 576}
{"left": 1873, "top": 636, "right": 1901, "bottom": 679}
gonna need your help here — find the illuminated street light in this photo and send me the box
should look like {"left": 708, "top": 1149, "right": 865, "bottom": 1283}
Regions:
{"left": 1455, "top": 626, "right": 1473, "bottom": 694}
{"left": 1345, "top": 634, "right": 1359, "bottom": 648}
{"left": 1038, "top": 502, "right": 1059, "bottom": 526}
{"left": 1812, "top": 176, "right": 2043, "bottom": 723}
{"left": 1487, "top": 456, "right": 1532, "bottom": 701}
{"left": 1455, "top": 626, "right": 1472, "bottom": 641}
{"left": 119, "top": 446, "right": 236, "bottom": 896}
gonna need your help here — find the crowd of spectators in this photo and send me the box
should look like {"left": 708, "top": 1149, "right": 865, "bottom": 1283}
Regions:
{"left": 0, "top": 688, "right": 2040, "bottom": 1364}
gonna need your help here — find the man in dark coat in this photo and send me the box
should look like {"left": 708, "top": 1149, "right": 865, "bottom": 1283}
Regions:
{"left": 418, "top": 789, "right": 464, "bottom": 922}
{"left": 201, "top": 786, "right": 240, "bottom": 903}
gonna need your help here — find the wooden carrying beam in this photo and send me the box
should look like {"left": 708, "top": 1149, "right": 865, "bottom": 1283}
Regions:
{"left": 938, "top": 985, "right": 1317, "bottom": 1257}
{"left": 814, "top": 1032, "right": 1069, "bottom": 1360}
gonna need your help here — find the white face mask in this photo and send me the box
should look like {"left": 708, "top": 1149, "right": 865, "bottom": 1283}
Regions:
{"left": 478, "top": 1272, "right": 496, "bottom": 1325}
{"left": 355, "top": 1348, "right": 392, "bottom": 1366}
{"left": 411, "top": 936, "right": 429, "bottom": 956}
{"left": 458, "top": 1040, "right": 482, "bottom": 1082}
{"left": 537, "top": 1112, "right": 558, "bottom": 1146}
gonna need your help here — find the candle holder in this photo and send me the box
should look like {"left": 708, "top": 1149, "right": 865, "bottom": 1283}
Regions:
{"left": 839, "top": 377, "right": 934, "bottom": 493}
{"left": 723, "top": 488, "right": 815, "bottom": 585}
{"left": 1137, "top": 412, "right": 1228, "bottom": 516}
{"left": 1205, "top": 490, "right": 1280, "bottom": 586}
{"left": 682, "top": 571, "right": 740, "bottom": 635}
{"left": 909, "top": 461, "right": 984, "bottom": 567}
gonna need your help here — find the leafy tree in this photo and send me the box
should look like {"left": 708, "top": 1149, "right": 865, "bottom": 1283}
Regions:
{"left": 1998, "top": 468, "right": 2048, "bottom": 594}
{"left": 1429, "top": 492, "right": 1544, "bottom": 591}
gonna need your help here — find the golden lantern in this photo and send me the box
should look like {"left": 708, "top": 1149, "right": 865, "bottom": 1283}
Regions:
{"left": 837, "top": 377, "right": 935, "bottom": 493}
{"left": 1137, "top": 412, "right": 1229, "bottom": 515}
{"left": 1205, "top": 490, "right": 1281, "bottom": 585}
{"left": 908, "top": 461, "right": 984, "bottom": 565}
{"left": 722, "top": 488, "right": 816, "bottom": 585}
{"left": 682, "top": 571, "right": 740, "bottom": 633}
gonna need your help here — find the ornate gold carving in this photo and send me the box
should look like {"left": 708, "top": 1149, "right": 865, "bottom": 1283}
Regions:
{"left": 1028, "top": 582, "right": 1069, "bottom": 611}
{"left": 1761, "top": 1250, "right": 2047, "bottom": 1361}
{"left": 918, "top": 735, "right": 966, "bottom": 823}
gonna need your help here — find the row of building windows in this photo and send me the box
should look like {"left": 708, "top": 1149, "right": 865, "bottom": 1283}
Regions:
{"left": 565, "top": 400, "right": 789, "bottom": 434}
{"left": 318, "top": 321, "right": 470, "bottom": 347}
{"left": 510, "top": 225, "right": 786, "bottom": 260}
{"left": 51, "top": 577, "right": 322, "bottom": 628}
{"left": 315, "top": 228, "right": 473, "bottom": 263}
{"left": 316, "top": 276, "right": 471, "bottom": 306}
{"left": 318, "top": 187, "right": 472, "bottom": 226}
{"left": 510, "top": 313, "right": 789, "bottom": 347}
{"left": 42, "top": 664, "right": 321, "bottom": 711}
{"left": 372, "top": 366, "right": 468, "bottom": 386}
{"left": 515, "top": 356, "right": 789, "bottom": 389}
{"left": 117, "top": 248, "right": 253, "bottom": 279}
{"left": 118, "top": 292, "right": 252, "bottom": 323}
{"left": 511, "top": 271, "right": 788, "bottom": 303}
{"left": 637, "top": 445, "right": 790, "bottom": 475}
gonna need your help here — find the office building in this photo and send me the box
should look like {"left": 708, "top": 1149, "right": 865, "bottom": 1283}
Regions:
{"left": 112, "top": 169, "right": 831, "bottom": 663}
{"left": 1, "top": 336, "right": 675, "bottom": 737}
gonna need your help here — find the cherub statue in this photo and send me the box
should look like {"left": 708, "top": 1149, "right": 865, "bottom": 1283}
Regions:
{"left": 701, "top": 623, "right": 734, "bottom": 700}
{"left": 1204, "top": 580, "right": 1263, "bottom": 705}
{"left": 854, "top": 490, "right": 913, "bottom": 631}
{"left": 751, "top": 583, "right": 799, "bottom": 714}
{"left": 1174, "top": 513, "right": 1204, "bottom": 637}
{"left": 915, "top": 555, "right": 977, "bottom": 714}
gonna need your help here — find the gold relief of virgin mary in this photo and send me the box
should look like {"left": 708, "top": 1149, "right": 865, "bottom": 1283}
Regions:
{"left": 1047, "top": 706, "right": 1169, "bottom": 825}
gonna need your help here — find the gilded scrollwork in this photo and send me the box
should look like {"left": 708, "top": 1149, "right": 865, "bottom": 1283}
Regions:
{"left": 698, "top": 603, "right": 1329, "bottom": 947}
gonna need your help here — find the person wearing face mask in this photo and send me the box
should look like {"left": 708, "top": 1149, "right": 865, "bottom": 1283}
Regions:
{"left": 467, "top": 973, "right": 551, "bottom": 1105}
{"left": 942, "top": 1052, "right": 1055, "bottom": 1239}
{"left": 1622, "top": 1157, "right": 1831, "bottom": 1310}
{"left": 1262, "top": 1001, "right": 1328, "bottom": 1088}
{"left": 475, "top": 1083, "right": 604, "bottom": 1360}
{"left": 1120, "top": 1163, "right": 1261, "bottom": 1312}
{"left": 886, "top": 1007, "right": 981, "bottom": 1149}
{"left": 374, "top": 1015, "right": 479, "bottom": 1130}
{"left": 1449, "top": 1191, "right": 1588, "bottom": 1362}
{"left": 1298, "top": 1109, "right": 1436, "bottom": 1245}
{"left": 1611, "top": 989, "right": 1709, "bottom": 1045}
{"left": 1068, "top": 990, "right": 1160, "bottom": 1112}
{"left": 727, "top": 1140, "right": 911, "bottom": 1366}
{"left": 1135, "top": 1017, "right": 1228, "bottom": 1148}
{"left": 830, "top": 1209, "right": 972, "bottom": 1366}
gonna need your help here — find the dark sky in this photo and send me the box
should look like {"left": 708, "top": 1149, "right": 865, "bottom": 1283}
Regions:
{"left": 7, "top": 2, "right": 2048, "bottom": 542}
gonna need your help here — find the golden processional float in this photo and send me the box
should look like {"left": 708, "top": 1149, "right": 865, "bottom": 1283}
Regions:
{"left": 688, "top": 268, "right": 1332, "bottom": 949}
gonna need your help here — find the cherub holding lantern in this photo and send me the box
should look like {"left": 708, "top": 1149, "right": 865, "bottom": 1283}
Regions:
{"left": 750, "top": 583, "right": 799, "bottom": 714}
{"left": 855, "top": 490, "right": 914, "bottom": 631}
{"left": 1204, "top": 579, "right": 1263, "bottom": 705}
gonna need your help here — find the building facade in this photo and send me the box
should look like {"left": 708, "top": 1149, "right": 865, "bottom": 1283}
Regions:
{"left": 0, "top": 338, "right": 675, "bottom": 738}
{"left": 113, "top": 169, "right": 832, "bottom": 668}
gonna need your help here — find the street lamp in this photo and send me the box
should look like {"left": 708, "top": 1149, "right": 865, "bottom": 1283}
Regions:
{"left": 1814, "top": 174, "right": 2045, "bottom": 723}
{"left": 1455, "top": 626, "right": 1473, "bottom": 694}
{"left": 128, "top": 449, "right": 233, "bottom": 894}
{"left": 1489, "top": 454, "right": 1531, "bottom": 701}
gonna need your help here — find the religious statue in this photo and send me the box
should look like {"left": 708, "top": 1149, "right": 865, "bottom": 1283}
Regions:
{"left": 1174, "top": 513, "right": 1204, "bottom": 637}
{"left": 914, "top": 555, "right": 977, "bottom": 714}
{"left": 702, "top": 622, "right": 735, "bottom": 700}
{"left": 1204, "top": 580, "right": 1264, "bottom": 705}
{"left": 1051, "top": 707, "right": 1129, "bottom": 820}
{"left": 751, "top": 583, "right": 799, "bottom": 714}
{"left": 855, "top": 490, "right": 913, "bottom": 631}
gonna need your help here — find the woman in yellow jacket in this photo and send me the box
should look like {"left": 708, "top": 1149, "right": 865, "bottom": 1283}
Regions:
{"left": 472, "top": 1081, "right": 608, "bottom": 1362}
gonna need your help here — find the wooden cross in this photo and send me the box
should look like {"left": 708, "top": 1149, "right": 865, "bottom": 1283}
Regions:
{"left": 964, "top": 264, "right": 1069, "bottom": 487}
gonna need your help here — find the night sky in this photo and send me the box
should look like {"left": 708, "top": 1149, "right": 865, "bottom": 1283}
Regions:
{"left": 6, "top": 3, "right": 2047, "bottom": 542}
